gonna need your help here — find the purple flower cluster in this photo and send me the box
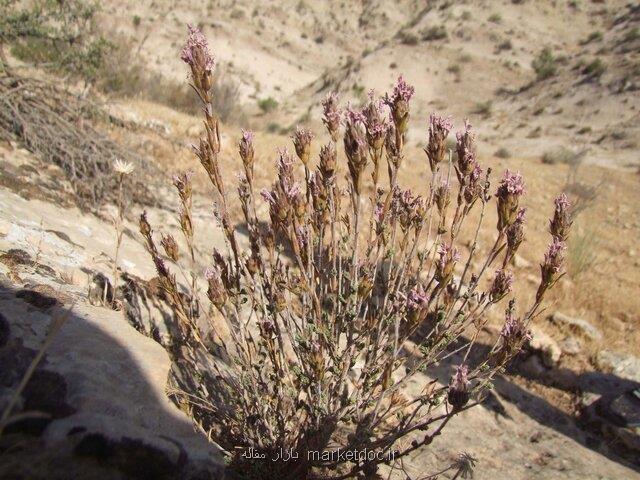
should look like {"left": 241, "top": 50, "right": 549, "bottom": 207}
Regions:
{"left": 363, "top": 91, "right": 389, "bottom": 150}
{"left": 322, "top": 92, "right": 342, "bottom": 141}
{"left": 490, "top": 269, "right": 514, "bottom": 302}
{"left": 500, "top": 313, "right": 531, "bottom": 342}
{"left": 496, "top": 170, "right": 526, "bottom": 198}
{"left": 180, "top": 24, "right": 215, "bottom": 74}
{"left": 389, "top": 75, "right": 415, "bottom": 104}
{"left": 407, "top": 284, "right": 429, "bottom": 311}
{"left": 448, "top": 364, "right": 470, "bottom": 409}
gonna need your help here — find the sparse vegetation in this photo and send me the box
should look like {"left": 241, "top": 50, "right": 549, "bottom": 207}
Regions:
{"left": 398, "top": 30, "right": 419, "bottom": 46}
{"left": 473, "top": 100, "right": 493, "bottom": 117}
{"left": 258, "top": 96, "right": 279, "bottom": 113}
{"left": 581, "top": 31, "right": 602, "bottom": 45}
{"left": 532, "top": 47, "right": 558, "bottom": 81}
{"left": 1, "top": 0, "right": 110, "bottom": 85}
{"left": 583, "top": 58, "right": 606, "bottom": 78}
{"left": 568, "top": 226, "right": 599, "bottom": 279}
{"left": 488, "top": 13, "right": 502, "bottom": 24}
{"left": 421, "top": 25, "right": 448, "bottom": 41}
{"left": 541, "top": 147, "right": 581, "bottom": 165}
{"left": 495, "top": 147, "right": 511, "bottom": 159}
{"left": 622, "top": 26, "right": 640, "bottom": 43}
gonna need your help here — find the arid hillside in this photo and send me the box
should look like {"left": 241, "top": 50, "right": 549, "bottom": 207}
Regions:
{"left": 103, "top": 0, "right": 640, "bottom": 169}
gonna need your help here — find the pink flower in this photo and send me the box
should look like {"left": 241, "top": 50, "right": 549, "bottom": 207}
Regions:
{"left": 407, "top": 284, "right": 429, "bottom": 311}
{"left": 490, "top": 269, "right": 514, "bottom": 302}
{"left": 389, "top": 75, "right": 415, "bottom": 104}
{"left": 496, "top": 170, "right": 526, "bottom": 198}
{"left": 500, "top": 313, "right": 531, "bottom": 342}
{"left": 429, "top": 113, "right": 454, "bottom": 136}
{"left": 448, "top": 364, "right": 470, "bottom": 409}
{"left": 180, "top": 24, "right": 215, "bottom": 73}
{"left": 344, "top": 103, "right": 366, "bottom": 126}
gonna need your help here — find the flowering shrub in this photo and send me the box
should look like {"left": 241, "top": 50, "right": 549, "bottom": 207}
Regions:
{"left": 139, "top": 26, "right": 571, "bottom": 479}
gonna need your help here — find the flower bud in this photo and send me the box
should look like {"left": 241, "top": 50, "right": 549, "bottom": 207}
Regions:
{"left": 536, "top": 238, "right": 566, "bottom": 302}
{"left": 319, "top": 143, "right": 337, "bottom": 183}
{"left": 172, "top": 170, "right": 194, "bottom": 205}
{"left": 506, "top": 207, "right": 526, "bottom": 255}
{"left": 363, "top": 91, "right": 389, "bottom": 153}
{"left": 549, "top": 193, "right": 572, "bottom": 241}
{"left": 139, "top": 211, "right": 152, "bottom": 238}
{"left": 448, "top": 364, "right": 470, "bottom": 409}
{"left": 385, "top": 75, "right": 415, "bottom": 137}
{"left": 496, "top": 170, "right": 526, "bottom": 231}
{"left": 455, "top": 120, "right": 476, "bottom": 178}
{"left": 239, "top": 129, "right": 255, "bottom": 181}
{"left": 489, "top": 269, "right": 513, "bottom": 303}
{"left": 180, "top": 25, "right": 215, "bottom": 94}
{"left": 406, "top": 284, "right": 430, "bottom": 326}
{"left": 292, "top": 126, "right": 314, "bottom": 166}
{"left": 160, "top": 234, "right": 179, "bottom": 262}
{"left": 322, "top": 92, "right": 341, "bottom": 141}
{"left": 435, "top": 243, "right": 460, "bottom": 286}
{"left": 205, "top": 266, "right": 227, "bottom": 310}
{"left": 425, "top": 114, "right": 453, "bottom": 173}
{"left": 343, "top": 106, "right": 368, "bottom": 195}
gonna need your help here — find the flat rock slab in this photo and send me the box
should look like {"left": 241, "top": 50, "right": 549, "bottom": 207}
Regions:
{"left": 0, "top": 283, "right": 224, "bottom": 479}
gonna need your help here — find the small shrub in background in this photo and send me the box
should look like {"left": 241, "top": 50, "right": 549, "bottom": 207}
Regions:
{"left": 581, "top": 31, "right": 602, "bottom": 45}
{"left": 495, "top": 147, "right": 511, "bottom": 159}
{"left": 568, "top": 226, "right": 599, "bottom": 279}
{"left": 2, "top": 0, "right": 110, "bottom": 85}
{"left": 623, "top": 27, "right": 640, "bottom": 43}
{"left": 582, "top": 58, "right": 606, "bottom": 79}
{"left": 532, "top": 47, "right": 558, "bottom": 81}
{"left": 230, "top": 8, "right": 245, "bottom": 19}
{"left": 398, "top": 30, "right": 420, "bottom": 46}
{"left": 447, "top": 63, "right": 461, "bottom": 75}
{"left": 488, "top": 13, "right": 502, "bottom": 23}
{"left": 421, "top": 25, "right": 448, "bottom": 41}
{"left": 258, "top": 96, "right": 279, "bottom": 113}
{"left": 139, "top": 25, "right": 571, "bottom": 480}
{"left": 473, "top": 100, "right": 493, "bottom": 117}
{"left": 541, "top": 146, "right": 580, "bottom": 165}
{"left": 132, "top": 15, "right": 142, "bottom": 27}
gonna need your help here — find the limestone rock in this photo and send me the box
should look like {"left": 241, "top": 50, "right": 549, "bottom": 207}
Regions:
{"left": 597, "top": 350, "right": 640, "bottom": 383}
{"left": 551, "top": 312, "right": 602, "bottom": 342}
{"left": 528, "top": 327, "right": 561, "bottom": 367}
{"left": 559, "top": 336, "right": 582, "bottom": 356}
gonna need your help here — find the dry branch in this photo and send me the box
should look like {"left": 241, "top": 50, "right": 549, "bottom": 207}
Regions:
{"left": 0, "top": 73, "right": 155, "bottom": 209}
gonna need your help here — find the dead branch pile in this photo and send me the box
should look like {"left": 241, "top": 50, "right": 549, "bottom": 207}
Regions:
{"left": 0, "top": 74, "right": 156, "bottom": 209}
